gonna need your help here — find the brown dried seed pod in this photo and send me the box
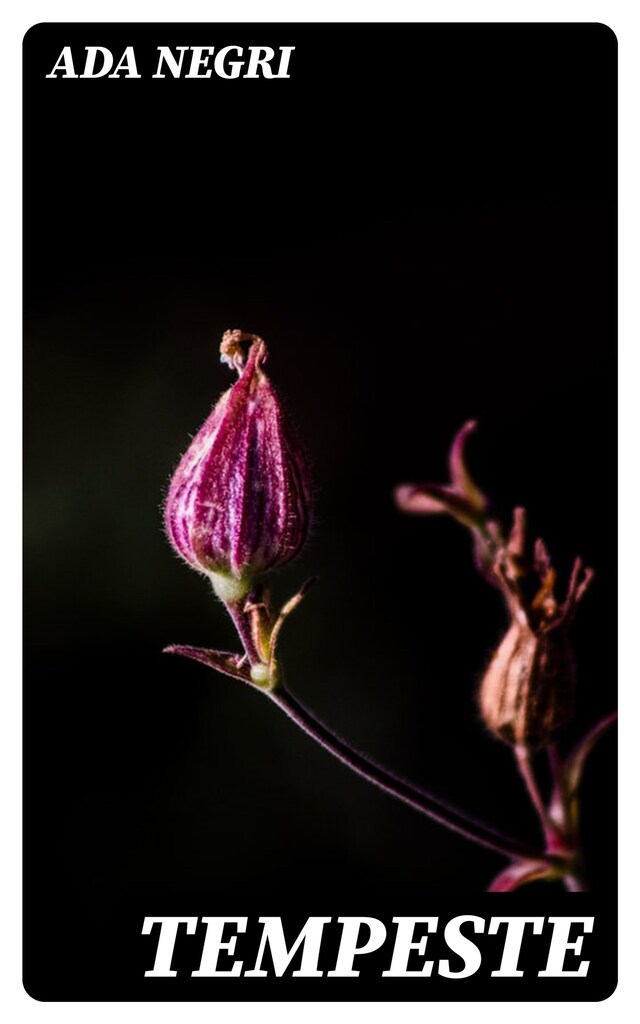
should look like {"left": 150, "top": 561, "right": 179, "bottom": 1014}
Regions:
{"left": 478, "top": 619, "right": 576, "bottom": 749}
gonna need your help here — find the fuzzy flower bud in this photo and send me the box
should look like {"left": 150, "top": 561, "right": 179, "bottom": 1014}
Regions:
{"left": 164, "top": 330, "right": 312, "bottom": 603}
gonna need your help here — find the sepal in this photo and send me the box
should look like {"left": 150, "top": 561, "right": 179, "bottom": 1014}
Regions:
{"left": 163, "top": 645, "right": 252, "bottom": 684}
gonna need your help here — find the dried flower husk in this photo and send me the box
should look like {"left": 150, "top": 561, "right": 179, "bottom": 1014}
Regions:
{"left": 478, "top": 618, "right": 576, "bottom": 749}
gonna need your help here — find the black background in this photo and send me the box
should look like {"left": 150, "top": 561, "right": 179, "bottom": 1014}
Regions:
{"left": 24, "top": 23, "right": 617, "bottom": 1000}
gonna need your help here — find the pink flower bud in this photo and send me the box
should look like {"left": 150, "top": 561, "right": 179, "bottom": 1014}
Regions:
{"left": 164, "top": 330, "right": 312, "bottom": 602}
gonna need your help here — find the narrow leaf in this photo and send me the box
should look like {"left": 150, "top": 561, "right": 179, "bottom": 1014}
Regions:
{"left": 163, "top": 645, "right": 252, "bottom": 683}
{"left": 448, "top": 420, "right": 487, "bottom": 513}
{"left": 394, "top": 483, "right": 483, "bottom": 526}
{"left": 488, "top": 859, "right": 558, "bottom": 892}
{"left": 564, "top": 711, "right": 617, "bottom": 799}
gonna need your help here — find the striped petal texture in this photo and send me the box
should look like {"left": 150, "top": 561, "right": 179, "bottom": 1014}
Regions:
{"left": 164, "top": 331, "right": 312, "bottom": 594}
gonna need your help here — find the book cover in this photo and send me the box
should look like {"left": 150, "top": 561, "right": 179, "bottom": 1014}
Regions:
{"left": 23, "top": 22, "right": 617, "bottom": 1001}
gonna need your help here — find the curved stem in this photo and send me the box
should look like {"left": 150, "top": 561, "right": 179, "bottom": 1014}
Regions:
{"left": 226, "top": 600, "right": 261, "bottom": 666}
{"left": 268, "top": 685, "right": 555, "bottom": 865}
{"left": 515, "top": 744, "right": 589, "bottom": 890}
{"left": 514, "top": 744, "right": 559, "bottom": 847}
{"left": 547, "top": 742, "right": 563, "bottom": 791}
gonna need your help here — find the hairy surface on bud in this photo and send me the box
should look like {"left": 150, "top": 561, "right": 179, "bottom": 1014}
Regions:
{"left": 164, "top": 332, "right": 312, "bottom": 594}
{"left": 478, "top": 620, "right": 576, "bottom": 749}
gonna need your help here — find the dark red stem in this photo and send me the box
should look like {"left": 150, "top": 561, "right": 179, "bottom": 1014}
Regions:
{"left": 268, "top": 685, "right": 555, "bottom": 865}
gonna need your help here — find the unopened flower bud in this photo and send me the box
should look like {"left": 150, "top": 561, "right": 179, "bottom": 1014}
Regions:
{"left": 478, "top": 523, "right": 593, "bottom": 749}
{"left": 164, "top": 330, "right": 312, "bottom": 603}
{"left": 478, "top": 619, "right": 576, "bottom": 749}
